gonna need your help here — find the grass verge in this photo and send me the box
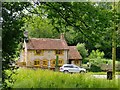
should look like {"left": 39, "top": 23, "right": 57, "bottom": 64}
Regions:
{"left": 11, "top": 68, "right": 119, "bottom": 88}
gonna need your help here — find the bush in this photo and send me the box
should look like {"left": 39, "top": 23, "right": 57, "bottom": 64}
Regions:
{"left": 90, "top": 64, "right": 102, "bottom": 72}
{"left": 88, "top": 50, "right": 105, "bottom": 71}
{"left": 89, "top": 49, "right": 104, "bottom": 59}
{"left": 82, "top": 58, "right": 89, "bottom": 64}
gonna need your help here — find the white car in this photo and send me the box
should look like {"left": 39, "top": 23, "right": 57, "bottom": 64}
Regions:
{"left": 59, "top": 64, "right": 86, "bottom": 73}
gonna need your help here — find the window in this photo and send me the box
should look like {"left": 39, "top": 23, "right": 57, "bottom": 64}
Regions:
{"left": 58, "top": 59, "right": 64, "bottom": 66}
{"left": 43, "top": 61, "right": 47, "bottom": 65}
{"left": 35, "top": 50, "right": 44, "bottom": 55}
{"left": 50, "top": 59, "right": 56, "bottom": 67}
{"left": 74, "top": 67, "right": 79, "bottom": 68}
{"left": 74, "top": 60, "right": 79, "bottom": 65}
{"left": 59, "top": 60, "right": 62, "bottom": 64}
{"left": 48, "top": 51, "right": 51, "bottom": 53}
{"left": 34, "top": 60, "right": 40, "bottom": 66}
{"left": 22, "top": 62, "right": 26, "bottom": 65}
{"left": 53, "top": 61, "right": 55, "bottom": 64}
{"left": 64, "top": 65, "right": 73, "bottom": 68}
{"left": 42, "top": 60, "right": 48, "bottom": 67}
{"left": 55, "top": 50, "right": 63, "bottom": 55}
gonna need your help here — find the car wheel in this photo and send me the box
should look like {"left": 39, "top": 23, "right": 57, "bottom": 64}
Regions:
{"left": 80, "top": 71, "right": 85, "bottom": 73}
{"left": 64, "top": 70, "right": 69, "bottom": 74}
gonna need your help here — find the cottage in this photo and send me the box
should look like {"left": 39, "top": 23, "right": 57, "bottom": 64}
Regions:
{"left": 17, "top": 34, "right": 82, "bottom": 69}
{"left": 69, "top": 46, "right": 82, "bottom": 66}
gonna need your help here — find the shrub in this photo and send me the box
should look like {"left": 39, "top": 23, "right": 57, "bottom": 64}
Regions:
{"left": 90, "top": 64, "right": 102, "bottom": 72}
{"left": 89, "top": 49, "right": 104, "bottom": 59}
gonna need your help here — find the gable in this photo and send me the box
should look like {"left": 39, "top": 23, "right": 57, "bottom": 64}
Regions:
{"left": 68, "top": 46, "right": 82, "bottom": 60}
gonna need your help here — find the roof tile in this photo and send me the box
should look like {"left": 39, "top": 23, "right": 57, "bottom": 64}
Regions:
{"left": 27, "top": 38, "right": 69, "bottom": 50}
{"left": 68, "top": 46, "right": 82, "bottom": 60}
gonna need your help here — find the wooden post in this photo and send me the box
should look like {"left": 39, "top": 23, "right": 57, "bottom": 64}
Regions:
{"left": 112, "top": 0, "right": 116, "bottom": 79}
{"left": 112, "top": 34, "right": 116, "bottom": 79}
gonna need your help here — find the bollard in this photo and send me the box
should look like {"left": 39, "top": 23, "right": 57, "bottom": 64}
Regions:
{"left": 107, "top": 71, "right": 112, "bottom": 80}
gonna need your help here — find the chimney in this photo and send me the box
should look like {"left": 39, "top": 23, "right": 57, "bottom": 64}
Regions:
{"left": 60, "top": 33, "right": 65, "bottom": 40}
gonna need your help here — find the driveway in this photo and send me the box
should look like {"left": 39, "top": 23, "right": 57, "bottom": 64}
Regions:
{"left": 93, "top": 75, "right": 120, "bottom": 79}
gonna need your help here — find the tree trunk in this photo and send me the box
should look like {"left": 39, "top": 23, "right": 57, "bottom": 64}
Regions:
{"left": 112, "top": 0, "right": 117, "bottom": 79}
{"left": 112, "top": 34, "right": 116, "bottom": 79}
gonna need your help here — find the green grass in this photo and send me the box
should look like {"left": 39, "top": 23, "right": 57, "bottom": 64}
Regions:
{"left": 10, "top": 68, "right": 119, "bottom": 88}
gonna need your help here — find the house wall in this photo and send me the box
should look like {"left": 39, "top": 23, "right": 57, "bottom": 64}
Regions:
{"left": 22, "top": 50, "right": 68, "bottom": 68}
{"left": 71, "top": 59, "right": 82, "bottom": 66}
{"left": 19, "top": 50, "right": 25, "bottom": 62}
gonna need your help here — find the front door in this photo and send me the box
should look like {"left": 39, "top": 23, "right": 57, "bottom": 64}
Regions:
{"left": 68, "top": 60, "right": 72, "bottom": 64}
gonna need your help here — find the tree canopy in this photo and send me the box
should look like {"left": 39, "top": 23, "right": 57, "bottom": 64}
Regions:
{"left": 25, "top": 2, "right": 120, "bottom": 59}
{"left": 2, "top": 2, "right": 31, "bottom": 88}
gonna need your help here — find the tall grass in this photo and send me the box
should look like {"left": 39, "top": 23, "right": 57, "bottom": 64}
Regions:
{"left": 12, "top": 68, "right": 118, "bottom": 88}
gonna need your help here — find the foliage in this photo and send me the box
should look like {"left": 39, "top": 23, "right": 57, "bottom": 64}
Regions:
{"left": 2, "top": 1, "right": 120, "bottom": 89}
{"left": 76, "top": 43, "right": 88, "bottom": 59}
{"left": 87, "top": 58, "right": 120, "bottom": 71}
{"left": 76, "top": 43, "right": 88, "bottom": 64}
{"left": 2, "top": 2, "right": 30, "bottom": 88}
{"left": 23, "top": 16, "right": 59, "bottom": 38}
{"left": 88, "top": 49, "right": 105, "bottom": 67}
{"left": 11, "top": 68, "right": 118, "bottom": 88}
{"left": 90, "top": 64, "right": 102, "bottom": 72}
{"left": 88, "top": 50, "right": 105, "bottom": 72}
{"left": 89, "top": 49, "right": 104, "bottom": 59}
{"left": 24, "top": 2, "right": 120, "bottom": 59}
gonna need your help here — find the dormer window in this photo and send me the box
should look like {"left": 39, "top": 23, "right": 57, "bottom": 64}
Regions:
{"left": 35, "top": 50, "right": 44, "bottom": 55}
{"left": 55, "top": 50, "right": 63, "bottom": 55}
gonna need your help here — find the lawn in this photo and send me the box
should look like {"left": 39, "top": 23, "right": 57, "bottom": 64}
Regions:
{"left": 8, "top": 68, "right": 119, "bottom": 88}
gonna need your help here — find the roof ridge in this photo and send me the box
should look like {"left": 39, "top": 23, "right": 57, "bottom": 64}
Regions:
{"left": 69, "top": 46, "right": 76, "bottom": 47}
{"left": 30, "top": 38, "right": 65, "bottom": 41}
{"left": 27, "top": 38, "right": 69, "bottom": 50}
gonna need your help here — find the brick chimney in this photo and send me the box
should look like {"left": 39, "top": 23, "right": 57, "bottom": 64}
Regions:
{"left": 60, "top": 33, "right": 65, "bottom": 40}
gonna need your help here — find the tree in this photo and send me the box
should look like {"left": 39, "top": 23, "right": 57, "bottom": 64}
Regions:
{"left": 76, "top": 43, "right": 88, "bottom": 64}
{"left": 33, "top": 2, "right": 117, "bottom": 57}
{"left": 2, "top": 2, "right": 30, "bottom": 88}
{"left": 22, "top": 16, "right": 59, "bottom": 38}
{"left": 24, "top": 1, "right": 120, "bottom": 68}
{"left": 76, "top": 43, "right": 88, "bottom": 59}
{"left": 24, "top": 2, "right": 120, "bottom": 61}
{"left": 112, "top": 1, "right": 120, "bottom": 79}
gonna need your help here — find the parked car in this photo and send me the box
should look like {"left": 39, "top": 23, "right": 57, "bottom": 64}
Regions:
{"left": 59, "top": 64, "right": 86, "bottom": 73}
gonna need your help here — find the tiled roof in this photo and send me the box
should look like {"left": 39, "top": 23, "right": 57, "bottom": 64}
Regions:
{"left": 68, "top": 46, "right": 82, "bottom": 60}
{"left": 27, "top": 38, "right": 69, "bottom": 50}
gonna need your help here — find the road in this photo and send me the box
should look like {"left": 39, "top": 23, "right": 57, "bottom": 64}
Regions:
{"left": 93, "top": 75, "right": 120, "bottom": 79}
